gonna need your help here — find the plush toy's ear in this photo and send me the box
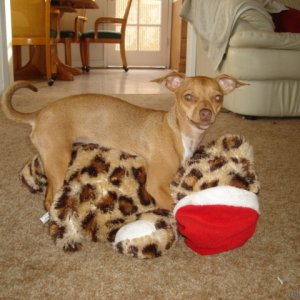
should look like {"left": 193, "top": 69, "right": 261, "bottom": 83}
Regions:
{"left": 216, "top": 74, "right": 248, "bottom": 95}
{"left": 151, "top": 71, "right": 185, "bottom": 91}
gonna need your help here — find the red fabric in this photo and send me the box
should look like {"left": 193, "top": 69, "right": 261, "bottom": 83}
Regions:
{"left": 176, "top": 205, "right": 259, "bottom": 255}
{"left": 271, "top": 7, "right": 300, "bottom": 33}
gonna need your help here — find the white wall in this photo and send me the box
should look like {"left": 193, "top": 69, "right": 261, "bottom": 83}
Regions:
{"left": 0, "top": 0, "right": 14, "bottom": 93}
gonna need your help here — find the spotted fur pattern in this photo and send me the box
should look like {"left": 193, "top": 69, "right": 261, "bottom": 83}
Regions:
{"left": 171, "top": 134, "right": 260, "bottom": 203}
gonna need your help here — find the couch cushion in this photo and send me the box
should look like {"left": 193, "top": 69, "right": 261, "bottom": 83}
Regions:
{"left": 271, "top": 7, "right": 300, "bottom": 33}
{"left": 239, "top": 9, "right": 274, "bottom": 31}
{"left": 276, "top": 0, "right": 300, "bottom": 10}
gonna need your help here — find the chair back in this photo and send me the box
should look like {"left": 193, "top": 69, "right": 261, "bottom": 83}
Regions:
{"left": 77, "top": 9, "right": 87, "bottom": 33}
{"left": 121, "top": 0, "right": 133, "bottom": 34}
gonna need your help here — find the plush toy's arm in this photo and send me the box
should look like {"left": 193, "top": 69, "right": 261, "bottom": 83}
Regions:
{"left": 113, "top": 209, "right": 177, "bottom": 259}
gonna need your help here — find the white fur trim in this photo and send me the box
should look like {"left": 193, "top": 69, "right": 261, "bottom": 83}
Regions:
{"left": 173, "top": 186, "right": 260, "bottom": 215}
{"left": 114, "top": 220, "right": 156, "bottom": 244}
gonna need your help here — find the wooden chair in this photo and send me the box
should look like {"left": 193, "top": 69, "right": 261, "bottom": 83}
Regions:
{"left": 80, "top": 0, "right": 133, "bottom": 72}
{"left": 58, "top": 10, "right": 87, "bottom": 66}
{"left": 11, "top": 0, "right": 59, "bottom": 85}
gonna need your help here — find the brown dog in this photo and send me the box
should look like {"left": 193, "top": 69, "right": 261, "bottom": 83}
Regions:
{"left": 1, "top": 72, "right": 245, "bottom": 211}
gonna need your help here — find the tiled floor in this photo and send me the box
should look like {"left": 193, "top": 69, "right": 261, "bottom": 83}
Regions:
{"left": 10, "top": 68, "right": 175, "bottom": 112}
{"left": 33, "top": 69, "right": 173, "bottom": 97}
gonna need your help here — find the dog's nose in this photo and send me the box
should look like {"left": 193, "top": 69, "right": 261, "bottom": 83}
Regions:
{"left": 200, "top": 109, "right": 212, "bottom": 123}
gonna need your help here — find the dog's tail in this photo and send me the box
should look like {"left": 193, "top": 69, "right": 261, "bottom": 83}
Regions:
{"left": 1, "top": 81, "right": 38, "bottom": 125}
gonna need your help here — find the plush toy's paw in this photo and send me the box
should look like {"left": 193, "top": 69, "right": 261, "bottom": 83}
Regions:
{"left": 49, "top": 220, "right": 84, "bottom": 252}
{"left": 113, "top": 209, "right": 177, "bottom": 259}
{"left": 20, "top": 155, "right": 47, "bottom": 193}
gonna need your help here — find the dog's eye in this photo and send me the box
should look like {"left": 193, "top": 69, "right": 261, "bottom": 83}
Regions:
{"left": 214, "top": 95, "right": 223, "bottom": 102}
{"left": 184, "top": 94, "right": 195, "bottom": 102}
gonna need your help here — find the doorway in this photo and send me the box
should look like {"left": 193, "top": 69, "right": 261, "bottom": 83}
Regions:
{"left": 105, "top": 0, "right": 171, "bottom": 68}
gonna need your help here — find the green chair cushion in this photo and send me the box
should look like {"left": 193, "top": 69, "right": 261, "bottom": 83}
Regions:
{"left": 50, "top": 29, "right": 58, "bottom": 38}
{"left": 81, "top": 30, "right": 122, "bottom": 40}
{"left": 60, "top": 30, "right": 82, "bottom": 39}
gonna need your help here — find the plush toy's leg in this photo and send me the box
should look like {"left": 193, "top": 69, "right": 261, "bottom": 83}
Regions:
{"left": 113, "top": 209, "right": 177, "bottom": 259}
{"left": 48, "top": 187, "right": 85, "bottom": 252}
{"left": 49, "top": 215, "right": 84, "bottom": 252}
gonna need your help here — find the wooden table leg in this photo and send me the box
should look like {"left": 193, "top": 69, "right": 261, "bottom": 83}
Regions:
{"left": 13, "top": 45, "right": 51, "bottom": 80}
{"left": 56, "top": 58, "right": 82, "bottom": 81}
{"left": 13, "top": 44, "right": 82, "bottom": 82}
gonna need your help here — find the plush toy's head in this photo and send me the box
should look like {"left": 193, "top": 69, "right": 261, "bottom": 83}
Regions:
{"left": 171, "top": 134, "right": 260, "bottom": 255}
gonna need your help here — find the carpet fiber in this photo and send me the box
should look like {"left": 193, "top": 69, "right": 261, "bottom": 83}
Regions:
{"left": 0, "top": 87, "right": 299, "bottom": 299}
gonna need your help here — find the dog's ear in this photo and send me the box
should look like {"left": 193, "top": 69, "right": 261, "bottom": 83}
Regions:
{"left": 151, "top": 71, "right": 185, "bottom": 91}
{"left": 216, "top": 74, "right": 248, "bottom": 95}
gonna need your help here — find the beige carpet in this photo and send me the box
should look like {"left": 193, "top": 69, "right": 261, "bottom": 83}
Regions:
{"left": 0, "top": 87, "right": 299, "bottom": 299}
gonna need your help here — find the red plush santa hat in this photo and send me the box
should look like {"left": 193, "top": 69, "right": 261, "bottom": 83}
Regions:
{"left": 173, "top": 186, "right": 260, "bottom": 255}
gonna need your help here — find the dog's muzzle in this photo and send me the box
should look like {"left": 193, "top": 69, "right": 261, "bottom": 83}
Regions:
{"left": 199, "top": 109, "right": 212, "bottom": 124}
{"left": 187, "top": 108, "right": 214, "bottom": 130}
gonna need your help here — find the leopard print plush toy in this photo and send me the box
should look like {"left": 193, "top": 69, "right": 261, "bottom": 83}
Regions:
{"left": 21, "top": 143, "right": 177, "bottom": 259}
{"left": 20, "top": 135, "right": 260, "bottom": 258}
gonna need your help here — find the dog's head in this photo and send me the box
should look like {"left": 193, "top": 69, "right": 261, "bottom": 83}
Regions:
{"left": 153, "top": 72, "right": 246, "bottom": 130}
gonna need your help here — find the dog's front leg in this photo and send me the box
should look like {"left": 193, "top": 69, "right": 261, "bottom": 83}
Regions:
{"left": 145, "top": 161, "right": 175, "bottom": 210}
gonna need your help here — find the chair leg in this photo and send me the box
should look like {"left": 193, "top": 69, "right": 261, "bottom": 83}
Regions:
{"left": 120, "top": 41, "right": 128, "bottom": 72}
{"left": 85, "top": 42, "right": 90, "bottom": 72}
{"left": 13, "top": 46, "right": 22, "bottom": 72}
{"left": 80, "top": 41, "right": 90, "bottom": 72}
{"left": 79, "top": 41, "right": 85, "bottom": 69}
{"left": 47, "top": 44, "right": 56, "bottom": 85}
{"left": 64, "top": 39, "right": 72, "bottom": 66}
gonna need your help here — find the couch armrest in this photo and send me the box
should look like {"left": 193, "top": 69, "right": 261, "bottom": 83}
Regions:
{"left": 229, "top": 29, "right": 300, "bottom": 50}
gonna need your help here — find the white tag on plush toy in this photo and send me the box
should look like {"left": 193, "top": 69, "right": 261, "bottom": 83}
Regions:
{"left": 40, "top": 212, "right": 50, "bottom": 224}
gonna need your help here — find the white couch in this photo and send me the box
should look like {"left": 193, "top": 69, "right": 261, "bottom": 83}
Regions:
{"left": 193, "top": 0, "right": 300, "bottom": 117}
